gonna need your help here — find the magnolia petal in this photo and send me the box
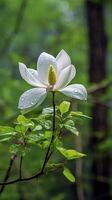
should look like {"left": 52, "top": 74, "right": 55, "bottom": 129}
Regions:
{"left": 59, "top": 84, "right": 87, "bottom": 100}
{"left": 37, "top": 52, "right": 57, "bottom": 84}
{"left": 56, "top": 49, "right": 71, "bottom": 72}
{"left": 18, "top": 88, "right": 47, "bottom": 109}
{"left": 19, "top": 63, "right": 44, "bottom": 87}
{"left": 54, "top": 65, "right": 76, "bottom": 90}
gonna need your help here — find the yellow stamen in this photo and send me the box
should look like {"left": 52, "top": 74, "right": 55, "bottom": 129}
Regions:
{"left": 48, "top": 65, "right": 57, "bottom": 85}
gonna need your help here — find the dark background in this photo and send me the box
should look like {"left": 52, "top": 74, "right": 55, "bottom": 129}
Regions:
{"left": 0, "top": 0, "right": 112, "bottom": 199}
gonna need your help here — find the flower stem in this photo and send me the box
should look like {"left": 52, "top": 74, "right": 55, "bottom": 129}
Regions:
{"left": 41, "top": 91, "right": 56, "bottom": 172}
{"left": 52, "top": 91, "right": 56, "bottom": 132}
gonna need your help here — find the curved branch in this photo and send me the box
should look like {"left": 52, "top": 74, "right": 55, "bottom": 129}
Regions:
{"left": 0, "top": 154, "right": 16, "bottom": 193}
{"left": 0, "top": 92, "right": 56, "bottom": 187}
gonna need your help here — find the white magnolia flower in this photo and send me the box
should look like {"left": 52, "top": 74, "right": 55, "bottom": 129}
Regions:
{"left": 18, "top": 50, "right": 87, "bottom": 111}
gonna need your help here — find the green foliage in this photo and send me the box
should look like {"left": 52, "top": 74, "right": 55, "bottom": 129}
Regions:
{"left": 0, "top": 0, "right": 111, "bottom": 199}
{"left": 42, "top": 107, "right": 54, "bottom": 114}
{"left": 0, "top": 125, "right": 17, "bottom": 142}
{"left": 69, "top": 111, "right": 92, "bottom": 120}
{"left": 59, "top": 101, "right": 70, "bottom": 116}
{"left": 56, "top": 147, "right": 86, "bottom": 160}
{"left": 0, "top": 101, "right": 88, "bottom": 162}
{"left": 0, "top": 126, "right": 16, "bottom": 135}
{"left": 46, "top": 163, "right": 64, "bottom": 172}
{"left": 15, "top": 115, "right": 34, "bottom": 135}
{"left": 63, "top": 120, "right": 79, "bottom": 136}
{"left": 9, "top": 144, "right": 29, "bottom": 156}
{"left": 63, "top": 167, "right": 75, "bottom": 183}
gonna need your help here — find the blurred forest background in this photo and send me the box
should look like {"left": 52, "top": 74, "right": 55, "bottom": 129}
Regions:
{"left": 0, "top": 0, "right": 112, "bottom": 199}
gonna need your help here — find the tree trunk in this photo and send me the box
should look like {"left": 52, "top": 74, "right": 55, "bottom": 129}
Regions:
{"left": 86, "top": 0, "right": 110, "bottom": 199}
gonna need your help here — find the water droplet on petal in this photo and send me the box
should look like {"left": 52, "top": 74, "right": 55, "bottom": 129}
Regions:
{"left": 21, "top": 97, "right": 24, "bottom": 101}
{"left": 74, "top": 89, "right": 78, "bottom": 93}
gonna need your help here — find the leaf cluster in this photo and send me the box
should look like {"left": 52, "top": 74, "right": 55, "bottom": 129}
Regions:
{"left": 0, "top": 101, "right": 90, "bottom": 182}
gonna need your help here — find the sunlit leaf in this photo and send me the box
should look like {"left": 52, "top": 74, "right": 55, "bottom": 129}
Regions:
{"left": 33, "top": 125, "right": 42, "bottom": 131}
{"left": 46, "top": 163, "right": 64, "bottom": 172}
{"left": 57, "top": 147, "right": 86, "bottom": 160}
{"left": 44, "top": 120, "right": 52, "bottom": 130}
{"left": 70, "top": 111, "right": 91, "bottom": 119}
{"left": 63, "top": 167, "right": 75, "bottom": 182}
{"left": 42, "top": 107, "right": 53, "bottom": 114}
{"left": 15, "top": 124, "right": 28, "bottom": 134}
{"left": 0, "top": 137, "right": 11, "bottom": 142}
{"left": 59, "top": 101, "right": 70, "bottom": 115}
{"left": 0, "top": 126, "right": 15, "bottom": 135}
{"left": 64, "top": 120, "right": 79, "bottom": 136}
{"left": 17, "top": 115, "right": 34, "bottom": 128}
{"left": 42, "top": 106, "right": 58, "bottom": 114}
{"left": 44, "top": 131, "right": 52, "bottom": 139}
{"left": 0, "top": 126, "right": 17, "bottom": 142}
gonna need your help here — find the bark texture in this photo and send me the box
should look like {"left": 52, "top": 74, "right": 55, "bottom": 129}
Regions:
{"left": 86, "top": 0, "right": 110, "bottom": 199}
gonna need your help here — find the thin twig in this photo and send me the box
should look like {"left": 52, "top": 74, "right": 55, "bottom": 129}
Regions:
{"left": 19, "top": 156, "right": 23, "bottom": 179}
{"left": 88, "top": 80, "right": 112, "bottom": 94}
{"left": 0, "top": 154, "right": 16, "bottom": 194}
{"left": 0, "top": 92, "right": 56, "bottom": 186}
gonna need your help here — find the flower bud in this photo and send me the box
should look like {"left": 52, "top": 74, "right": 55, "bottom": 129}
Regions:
{"left": 48, "top": 65, "right": 57, "bottom": 85}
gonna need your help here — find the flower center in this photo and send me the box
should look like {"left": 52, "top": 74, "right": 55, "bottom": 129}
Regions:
{"left": 48, "top": 65, "right": 57, "bottom": 85}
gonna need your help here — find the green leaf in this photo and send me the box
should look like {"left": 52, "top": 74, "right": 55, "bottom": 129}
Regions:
{"left": 59, "top": 101, "right": 70, "bottom": 115}
{"left": 63, "top": 167, "right": 75, "bottom": 182}
{"left": 42, "top": 106, "right": 58, "bottom": 114}
{"left": 0, "top": 137, "right": 11, "bottom": 142}
{"left": 15, "top": 124, "right": 28, "bottom": 134}
{"left": 64, "top": 120, "right": 79, "bottom": 136}
{"left": 57, "top": 147, "right": 86, "bottom": 160}
{"left": 33, "top": 125, "right": 42, "bottom": 131}
{"left": 0, "top": 126, "right": 17, "bottom": 142}
{"left": 39, "top": 140, "right": 50, "bottom": 149}
{"left": 17, "top": 115, "right": 28, "bottom": 123}
{"left": 44, "top": 131, "right": 52, "bottom": 139}
{"left": 0, "top": 132, "right": 17, "bottom": 136}
{"left": 46, "top": 163, "right": 64, "bottom": 172}
{"left": 27, "top": 134, "right": 40, "bottom": 144}
{"left": 9, "top": 144, "right": 29, "bottom": 156}
{"left": 70, "top": 111, "right": 91, "bottom": 119}
{"left": 17, "top": 115, "right": 34, "bottom": 128}
{"left": 44, "top": 120, "right": 52, "bottom": 130}
{"left": 9, "top": 144, "right": 20, "bottom": 154}
{"left": 42, "top": 107, "right": 53, "bottom": 114}
{"left": 0, "top": 126, "right": 16, "bottom": 135}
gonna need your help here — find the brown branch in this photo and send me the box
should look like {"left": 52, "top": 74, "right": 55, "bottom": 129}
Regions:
{"left": 0, "top": 92, "right": 56, "bottom": 187}
{"left": 0, "top": 142, "right": 54, "bottom": 186}
{"left": 88, "top": 80, "right": 112, "bottom": 94}
{"left": 19, "top": 156, "right": 23, "bottom": 179}
{"left": 0, "top": 154, "right": 16, "bottom": 194}
{"left": 0, "top": 0, "right": 27, "bottom": 56}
